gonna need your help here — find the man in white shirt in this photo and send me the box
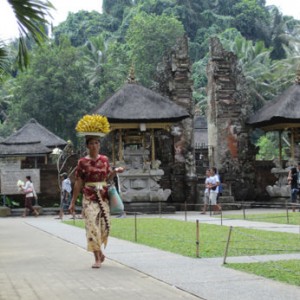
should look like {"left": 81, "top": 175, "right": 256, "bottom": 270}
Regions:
{"left": 207, "top": 167, "right": 221, "bottom": 214}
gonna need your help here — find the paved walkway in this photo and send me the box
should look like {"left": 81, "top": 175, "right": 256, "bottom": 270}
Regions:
{"left": 1, "top": 210, "right": 300, "bottom": 300}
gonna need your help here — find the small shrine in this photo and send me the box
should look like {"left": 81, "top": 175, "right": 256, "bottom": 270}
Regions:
{"left": 0, "top": 118, "right": 67, "bottom": 215}
{"left": 248, "top": 69, "right": 300, "bottom": 201}
{"left": 94, "top": 70, "right": 189, "bottom": 209}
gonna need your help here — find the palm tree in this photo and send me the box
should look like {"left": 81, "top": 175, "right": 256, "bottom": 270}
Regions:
{"left": 0, "top": 0, "right": 53, "bottom": 76}
{"left": 83, "top": 34, "right": 107, "bottom": 87}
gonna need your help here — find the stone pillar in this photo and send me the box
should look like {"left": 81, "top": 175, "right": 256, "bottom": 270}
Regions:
{"left": 169, "top": 35, "right": 197, "bottom": 205}
{"left": 206, "top": 37, "right": 257, "bottom": 201}
{"left": 156, "top": 35, "right": 196, "bottom": 206}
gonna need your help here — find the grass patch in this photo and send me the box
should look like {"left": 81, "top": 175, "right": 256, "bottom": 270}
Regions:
{"left": 222, "top": 212, "right": 300, "bottom": 225}
{"left": 225, "top": 259, "right": 300, "bottom": 286}
{"left": 64, "top": 217, "right": 300, "bottom": 258}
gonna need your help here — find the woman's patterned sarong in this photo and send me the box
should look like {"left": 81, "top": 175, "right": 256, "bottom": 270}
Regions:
{"left": 83, "top": 182, "right": 110, "bottom": 252}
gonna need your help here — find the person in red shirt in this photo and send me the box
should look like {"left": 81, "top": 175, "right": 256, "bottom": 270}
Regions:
{"left": 69, "top": 136, "right": 124, "bottom": 268}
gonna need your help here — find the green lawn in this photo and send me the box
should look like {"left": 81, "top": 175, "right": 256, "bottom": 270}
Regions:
{"left": 65, "top": 217, "right": 300, "bottom": 258}
{"left": 225, "top": 259, "right": 300, "bottom": 286}
{"left": 222, "top": 212, "right": 300, "bottom": 225}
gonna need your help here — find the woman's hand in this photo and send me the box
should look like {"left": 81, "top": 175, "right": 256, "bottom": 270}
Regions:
{"left": 115, "top": 167, "right": 125, "bottom": 173}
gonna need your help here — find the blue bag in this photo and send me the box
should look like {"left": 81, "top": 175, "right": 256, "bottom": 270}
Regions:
{"left": 108, "top": 185, "right": 124, "bottom": 214}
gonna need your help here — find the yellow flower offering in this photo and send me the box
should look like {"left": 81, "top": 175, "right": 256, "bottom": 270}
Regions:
{"left": 75, "top": 114, "right": 110, "bottom": 136}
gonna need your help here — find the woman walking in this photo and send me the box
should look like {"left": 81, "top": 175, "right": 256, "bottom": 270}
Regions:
{"left": 19, "top": 176, "right": 39, "bottom": 217}
{"left": 69, "top": 115, "right": 124, "bottom": 269}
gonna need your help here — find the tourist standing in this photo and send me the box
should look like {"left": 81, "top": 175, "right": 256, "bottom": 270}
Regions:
{"left": 207, "top": 167, "right": 221, "bottom": 214}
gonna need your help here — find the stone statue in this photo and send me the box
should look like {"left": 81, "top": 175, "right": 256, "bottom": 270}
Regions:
{"left": 185, "top": 151, "right": 196, "bottom": 177}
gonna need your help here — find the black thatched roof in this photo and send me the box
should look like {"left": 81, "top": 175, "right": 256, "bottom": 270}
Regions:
{"left": 3, "top": 118, "right": 67, "bottom": 148}
{"left": 93, "top": 83, "right": 189, "bottom": 122}
{"left": 247, "top": 84, "right": 300, "bottom": 128}
{"left": 0, "top": 141, "right": 52, "bottom": 156}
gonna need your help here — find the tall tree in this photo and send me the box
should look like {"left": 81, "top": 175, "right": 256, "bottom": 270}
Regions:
{"left": 82, "top": 34, "right": 107, "bottom": 87}
{"left": 103, "top": 0, "right": 133, "bottom": 20}
{"left": 2, "top": 39, "right": 98, "bottom": 142}
{"left": 53, "top": 11, "right": 117, "bottom": 47}
{"left": 230, "top": 0, "right": 269, "bottom": 41}
{"left": 125, "top": 12, "right": 184, "bottom": 86}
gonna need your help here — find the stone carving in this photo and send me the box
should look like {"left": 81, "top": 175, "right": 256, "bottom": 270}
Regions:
{"left": 266, "top": 162, "right": 290, "bottom": 199}
{"left": 185, "top": 151, "right": 196, "bottom": 177}
{"left": 118, "top": 147, "right": 171, "bottom": 202}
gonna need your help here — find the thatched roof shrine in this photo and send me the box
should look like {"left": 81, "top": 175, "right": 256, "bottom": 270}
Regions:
{"left": 3, "top": 118, "right": 67, "bottom": 149}
{"left": 248, "top": 73, "right": 300, "bottom": 162}
{"left": 248, "top": 84, "right": 300, "bottom": 131}
{"left": 93, "top": 82, "right": 189, "bottom": 163}
{"left": 93, "top": 83, "right": 189, "bottom": 126}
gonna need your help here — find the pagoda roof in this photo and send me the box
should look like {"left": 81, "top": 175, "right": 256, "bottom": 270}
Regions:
{"left": 247, "top": 84, "right": 300, "bottom": 130}
{"left": 0, "top": 141, "right": 51, "bottom": 157}
{"left": 3, "top": 118, "right": 67, "bottom": 148}
{"left": 93, "top": 83, "right": 189, "bottom": 123}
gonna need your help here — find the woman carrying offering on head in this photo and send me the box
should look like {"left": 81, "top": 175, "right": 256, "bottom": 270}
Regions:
{"left": 69, "top": 115, "right": 124, "bottom": 269}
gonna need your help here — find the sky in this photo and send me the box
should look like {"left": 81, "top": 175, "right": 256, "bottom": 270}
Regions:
{"left": 0, "top": 0, "right": 299, "bottom": 41}
{"left": 0, "top": 0, "right": 103, "bottom": 41}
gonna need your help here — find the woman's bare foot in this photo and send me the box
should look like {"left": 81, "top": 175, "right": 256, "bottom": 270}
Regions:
{"left": 100, "top": 253, "right": 105, "bottom": 263}
{"left": 91, "top": 262, "right": 101, "bottom": 268}
{"left": 92, "top": 250, "right": 103, "bottom": 268}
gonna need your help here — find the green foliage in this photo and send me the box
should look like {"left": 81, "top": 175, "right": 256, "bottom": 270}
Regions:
{"left": 53, "top": 11, "right": 118, "bottom": 47}
{"left": 97, "top": 41, "right": 130, "bottom": 100}
{"left": 3, "top": 195, "right": 20, "bottom": 208}
{"left": 0, "top": 42, "right": 9, "bottom": 80}
{"left": 256, "top": 132, "right": 288, "bottom": 160}
{"left": 2, "top": 40, "right": 98, "bottom": 142}
{"left": 2, "top": 0, "right": 300, "bottom": 145}
{"left": 103, "top": 0, "right": 133, "bottom": 20}
{"left": 82, "top": 34, "right": 107, "bottom": 87}
{"left": 230, "top": 0, "right": 269, "bottom": 41}
{"left": 125, "top": 12, "right": 184, "bottom": 86}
